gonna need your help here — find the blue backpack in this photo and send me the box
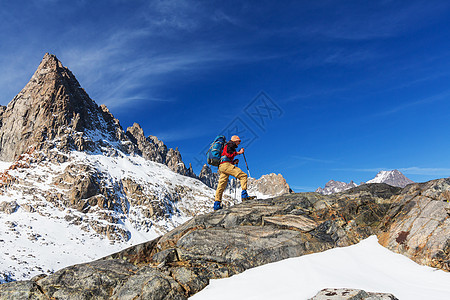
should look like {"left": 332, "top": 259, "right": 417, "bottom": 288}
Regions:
{"left": 207, "top": 135, "right": 226, "bottom": 167}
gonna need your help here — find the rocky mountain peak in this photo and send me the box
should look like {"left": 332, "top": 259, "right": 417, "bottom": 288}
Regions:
{"left": 18, "top": 53, "right": 98, "bottom": 120}
{"left": 0, "top": 53, "right": 199, "bottom": 181}
{"left": 0, "top": 53, "right": 120, "bottom": 161}
{"left": 316, "top": 179, "right": 358, "bottom": 195}
{"left": 366, "top": 169, "right": 414, "bottom": 188}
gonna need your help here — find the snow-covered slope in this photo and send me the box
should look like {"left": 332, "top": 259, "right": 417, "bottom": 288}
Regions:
{"left": 0, "top": 149, "right": 240, "bottom": 283}
{"left": 191, "top": 236, "right": 450, "bottom": 300}
{"left": 367, "top": 169, "right": 414, "bottom": 188}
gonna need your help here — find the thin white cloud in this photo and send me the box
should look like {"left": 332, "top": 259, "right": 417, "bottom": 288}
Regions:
{"left": 291, "top": 156, "right": 337, "bottom": 164}
{"left": 374, "top": 90, "right": 450, "bottom": 117}
{"left": 399, "top": 167, "right": 450, "bottom": 176}
{"left": 333, "top": 167, "right": 450, "bottom": 177}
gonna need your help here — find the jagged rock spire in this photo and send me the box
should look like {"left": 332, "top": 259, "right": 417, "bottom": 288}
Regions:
{"left": 0, "top": 53, "right": 118, "bottom": 160}
{"left": 0, "top": 53, "right": 197, "bottom": 178}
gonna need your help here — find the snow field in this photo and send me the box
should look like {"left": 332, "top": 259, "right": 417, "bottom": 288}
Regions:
{"left": 191, "top": 236, "right": 450, "bottom": 300}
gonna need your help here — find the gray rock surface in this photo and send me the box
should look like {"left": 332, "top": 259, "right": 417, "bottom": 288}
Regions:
{"left": 248, "top": 173, "right": 292, "bottom": 196}
{"left": 377, "top": 178, "right": 450, "bottom": 271}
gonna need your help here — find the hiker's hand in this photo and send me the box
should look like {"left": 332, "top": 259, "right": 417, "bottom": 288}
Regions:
{"left": 238, "top": 148, "right": 244, "bottom": 154}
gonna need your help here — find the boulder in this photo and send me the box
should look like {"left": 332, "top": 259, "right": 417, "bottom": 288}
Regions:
{"left": 0, "top": 201, "right": 18, "bottom": 214}
{"left": 310, "top": 288, "right": 398, "bottom": 300}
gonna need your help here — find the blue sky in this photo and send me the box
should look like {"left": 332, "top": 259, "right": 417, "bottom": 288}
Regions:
{"left": 1, "top": 0, "right": 450, "bottom": 191}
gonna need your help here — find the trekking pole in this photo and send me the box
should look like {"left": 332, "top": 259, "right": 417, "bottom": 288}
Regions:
{"left": 243, "top": 153, "right": 251, "bottom": 178}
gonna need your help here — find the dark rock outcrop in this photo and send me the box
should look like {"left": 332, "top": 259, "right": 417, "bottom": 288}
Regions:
{"left": 4, "top": 180, "right": 447, "bottom": 299}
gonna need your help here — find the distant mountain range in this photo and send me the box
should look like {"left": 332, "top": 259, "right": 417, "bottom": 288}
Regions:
{"left": 316, "top": 169, "right": 414, "bottom": 195}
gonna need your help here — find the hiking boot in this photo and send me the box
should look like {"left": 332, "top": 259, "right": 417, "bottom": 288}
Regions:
{"left": 241, "top": 190, "right": 256, "bottom": 201}
{"left": 213, "top": 201, "right": 223, "bottom": 210}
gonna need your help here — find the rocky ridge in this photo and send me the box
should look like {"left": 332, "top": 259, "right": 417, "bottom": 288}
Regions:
{"left": 1, "top": 179, "right": 448, "bottom": 299}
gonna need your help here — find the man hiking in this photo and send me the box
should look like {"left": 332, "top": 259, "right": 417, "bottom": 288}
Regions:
{"left": 214, "top": 135, "right": 255, "bottom": 210}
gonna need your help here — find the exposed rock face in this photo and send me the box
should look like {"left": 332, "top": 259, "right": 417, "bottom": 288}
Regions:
{"left": 4, "top": 181, "right": 447, "bottom": 299}
{"left": 310, "top": 288, "right": 398, "bottom": 300}
{"left": 0, "top": 53, "right": 126, "bottom": 161}
{"left": 198, "top": 164, "right": 218, "bottom": 188}
{"left": 0, "top": 53, "right": 194, "bottom": 178}
{"left": 248, "top": 173, "right": 292, "bottom": 196}
{"left": 366, "top": 169, "right": 414, "bottom": 188}
{"left": 377, "top": 178, "right": 450, "bottom": 271}
{"left": 316, "top": 180, "right": 358, "bottom": 195}
{"left": 126, "top": 123, "right": 194, "bottom": 177}
{"left": 0, "top": 201, "right": 18, "bottom": 214}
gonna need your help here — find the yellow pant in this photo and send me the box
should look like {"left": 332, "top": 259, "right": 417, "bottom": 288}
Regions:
{"left": 215, "top": 163, "right": 248, "bottom": 202}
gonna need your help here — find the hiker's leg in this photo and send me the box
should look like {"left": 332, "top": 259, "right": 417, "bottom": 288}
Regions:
{"left": 226, "top": 165, "right": 248, "bottom": 191}
{"left": 215, "top": 165, "right": 230, "bottom": 201}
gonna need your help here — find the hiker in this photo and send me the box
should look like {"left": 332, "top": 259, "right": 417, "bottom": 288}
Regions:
{"left": 214, "top": 135, "right": 254, "bottom": 210}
